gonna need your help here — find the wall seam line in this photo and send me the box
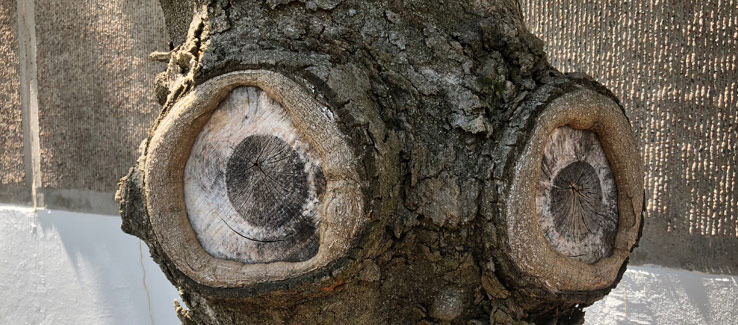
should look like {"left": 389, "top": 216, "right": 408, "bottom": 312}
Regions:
{"left": 16, "top": 0, "right": 42, "bottom": 210}
{"left": 139, "top": 240, "right": 156, "bottom": 325}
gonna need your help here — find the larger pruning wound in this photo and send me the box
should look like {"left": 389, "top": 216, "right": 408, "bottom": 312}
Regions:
{"left": 133, "top": 70, "right": 364, "bottom": 288}
{"left": 536, "top": 126, "right": 619, "bottom": 264}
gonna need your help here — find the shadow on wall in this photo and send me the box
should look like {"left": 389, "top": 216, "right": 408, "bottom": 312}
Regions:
{"left": 0, "top": 207, "right": 178, "bottom": 325}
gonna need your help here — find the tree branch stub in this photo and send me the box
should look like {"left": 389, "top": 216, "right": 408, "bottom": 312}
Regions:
{"left": 144, "top": 70, "right": 363, "bottom": 288}
{"left": 504, "top": 87, "right": 644, "bottom": 293}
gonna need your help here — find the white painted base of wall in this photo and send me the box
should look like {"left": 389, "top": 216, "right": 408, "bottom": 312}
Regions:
{"left": 585, "top": 265, "right": 738, "bottom": 324}
{"left": 0, "top": 206, "right": 179, "bottom": 325}
{"left": 0, "top": 206, "right": 735, "bottom": 324}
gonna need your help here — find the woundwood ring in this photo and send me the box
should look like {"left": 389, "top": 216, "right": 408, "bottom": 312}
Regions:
{"left": 143, "top": 71, "right": 364, "bottom": 287}
{"left": 504, "top": 87, "right": 644, "bottom": 292}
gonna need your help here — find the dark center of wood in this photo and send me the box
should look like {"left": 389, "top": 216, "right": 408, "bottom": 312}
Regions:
{"left": 549, "top": 161, "right": 603, "bottom": 241}
{"left": 226, "top": 134, "right": 309, "bottom": 230}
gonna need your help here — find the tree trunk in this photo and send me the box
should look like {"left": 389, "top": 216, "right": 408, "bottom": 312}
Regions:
{"left": 117, "top": 0, "right": 644, "bottom": 323}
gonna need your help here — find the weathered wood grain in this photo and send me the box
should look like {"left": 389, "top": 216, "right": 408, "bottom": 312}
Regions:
{"left": 184, "top": 86, "right": 323, "bottom": 264}
{"left": 536, "top": 126, "right": 618, "bottom": 263}
{"left": 227, "top": 135, "right": 312, "bottom": 229}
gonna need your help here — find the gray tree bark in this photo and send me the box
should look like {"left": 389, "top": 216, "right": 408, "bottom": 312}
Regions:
{"left": 117, "top": 0, "right": 644, "bottom": 324}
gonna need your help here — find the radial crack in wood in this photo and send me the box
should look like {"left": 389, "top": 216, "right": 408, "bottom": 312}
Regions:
{"left": 184, "top": 86, "right": 323, "bottom": 264}
{"left": 550, "top": 161, "right": 603, "bottom": 241}
{"left": 536, "top": 126, "right": 618, "bottom": 264}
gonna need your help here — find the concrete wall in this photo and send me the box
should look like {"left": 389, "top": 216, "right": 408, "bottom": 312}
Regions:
{"left": 586, "top": 265, "right": 738, "bottom": 324}
{"left": 1, "top": 0, "right": 169, "bottom": 214}
{"left": 35, "top": 0, "right": 167, "bottom": 193}
{"left": 0, "top": 0, "right": 29, "bottom": 204}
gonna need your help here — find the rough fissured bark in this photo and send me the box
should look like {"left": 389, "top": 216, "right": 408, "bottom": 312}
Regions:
{"left": 118, "top": 0, "right": 642, "bottom": 324}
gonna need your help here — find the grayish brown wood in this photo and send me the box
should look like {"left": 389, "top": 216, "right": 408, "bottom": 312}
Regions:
{"left": 536, "top": 126, "right": 618, "bottom": 264}
{"left": 184, "top": 87, "right": 323, "bottom": 264}
{"left": 226, "top": 135, "right": 310, "bottom": 229}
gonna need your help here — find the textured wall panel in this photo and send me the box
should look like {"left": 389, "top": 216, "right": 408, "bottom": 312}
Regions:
{"left": 0, "top": 0, "right": 28, "bottom": 202}
{"left": 522, "top": 0, "right": 738, "bottom": 273}
{"left": 35, "top": 0, "right": 168, "bottom": 192}
{"left": 0, "top": 0, "right": 24, "bottom": 184}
